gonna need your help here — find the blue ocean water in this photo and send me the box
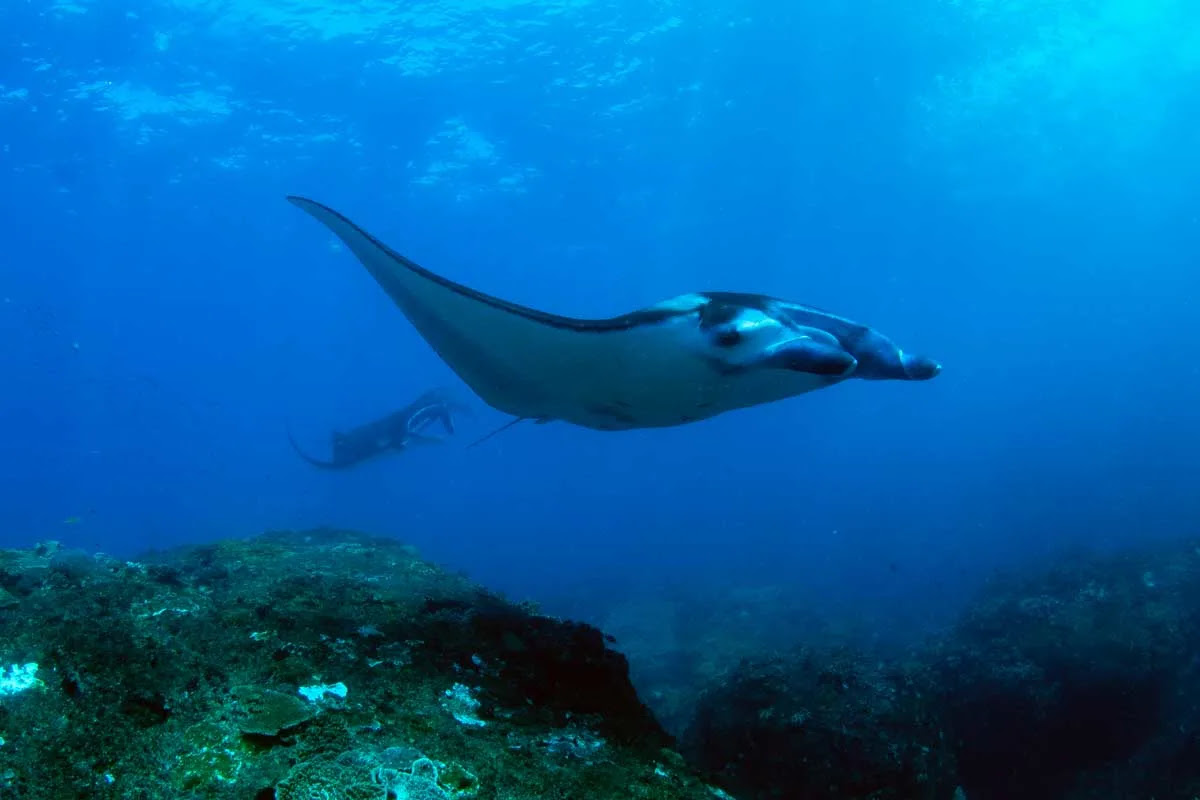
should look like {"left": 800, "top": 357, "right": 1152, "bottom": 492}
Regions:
{"left": 1, "top": 0, "right": 1197, "bottom": 644}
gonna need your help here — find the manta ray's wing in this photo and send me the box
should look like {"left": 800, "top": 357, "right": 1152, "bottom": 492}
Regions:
{"left": 287, "top": 196, "right": 694, "bottom": 427}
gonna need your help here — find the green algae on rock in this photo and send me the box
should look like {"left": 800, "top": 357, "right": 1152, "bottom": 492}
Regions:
{"left": 0, "top": 527, "right": 722, "bottom": 800}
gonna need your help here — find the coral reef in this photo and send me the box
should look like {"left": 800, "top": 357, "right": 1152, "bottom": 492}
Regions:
{"left": 681, "top": 646, "right": 957, "bottom": 800}
{"left": 671, "top": 537, "right": 1200, "bottom": 800}
{"left": 929, "top": 541, "right": 1200, "bottom": 800}
{"left": 0, "top": 528, "right": 719, "bottom": 799}
{"left": 4, "top": 524, "right": 1197, "bottom": 799}
{"left": 590, "top": 536, "right": 1200, "bottom": 799}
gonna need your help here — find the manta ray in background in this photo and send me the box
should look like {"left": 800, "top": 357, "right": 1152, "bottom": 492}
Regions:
{"left": 287, "top": 389, "right": 466, "bottom": 469}
{"left": 286, "top": 195, "right": 941, "bottom": 437}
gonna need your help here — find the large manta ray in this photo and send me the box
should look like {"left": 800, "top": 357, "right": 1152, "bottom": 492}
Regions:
{"left": 287, "top": 196, "right": 941, "bottom": 433}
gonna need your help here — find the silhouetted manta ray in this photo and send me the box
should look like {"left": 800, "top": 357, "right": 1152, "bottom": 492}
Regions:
{"left": 287, "top": 389, "right": 461, "bottom": 469}
{"left": 287, "top": 195, "right": 941, "bottom": 435}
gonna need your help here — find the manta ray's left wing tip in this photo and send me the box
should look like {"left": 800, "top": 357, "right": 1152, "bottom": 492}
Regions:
{"left": 286, "top": 194, "right": 319, "bottom": 211}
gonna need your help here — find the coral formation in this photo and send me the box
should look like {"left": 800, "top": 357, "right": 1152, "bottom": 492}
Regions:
{"left": 0, "top": 528, "right": 717, "bottom": 799}
{"left": 682, "top": 646, "right": 957, "bottom": 800}
{"left": 929, "top": 541, "right": 1200, "bottom": 800}
{"left": 670, "top": 538, "right": 1200, "bottom": 800}
{"left": 4, "top": 525, "right": 1197, "bottom": 799}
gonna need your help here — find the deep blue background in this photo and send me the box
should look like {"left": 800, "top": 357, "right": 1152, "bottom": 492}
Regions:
{"left": 2, "top": 0, "right": 1198, "bottom": 640}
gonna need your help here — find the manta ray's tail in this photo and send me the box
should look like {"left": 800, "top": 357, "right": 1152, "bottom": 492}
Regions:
{"left": 466, "top": 416, "right": 528, "bottom": 448}
{"left": 285, "top": 423, "right": 341, "bottom": 469}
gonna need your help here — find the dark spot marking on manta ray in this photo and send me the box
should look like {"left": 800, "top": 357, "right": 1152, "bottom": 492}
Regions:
{"left": 714, "top": 328, "right": 742, "bottom": 348}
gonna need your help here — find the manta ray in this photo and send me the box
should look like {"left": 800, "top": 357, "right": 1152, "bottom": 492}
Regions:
{"left": 287, "top": 389, "right": 464, "bottom": 469}
{"left": 287, "top": 196, "right": 941, "bottom": 434}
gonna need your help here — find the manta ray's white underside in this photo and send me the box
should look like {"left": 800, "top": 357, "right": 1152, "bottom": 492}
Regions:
{"left": 288, "top": 196, "right": 839, "bottom": 431}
